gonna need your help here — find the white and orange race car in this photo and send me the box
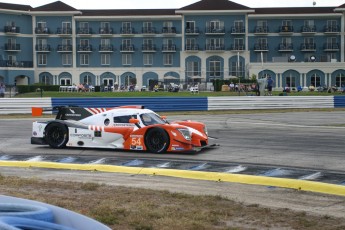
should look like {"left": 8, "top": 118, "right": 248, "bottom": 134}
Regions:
{"left": 31, "top": 105, "right": 209, "bottom": 153}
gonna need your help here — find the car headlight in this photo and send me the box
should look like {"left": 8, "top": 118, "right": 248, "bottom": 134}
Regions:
{"left": 177, "top": 128, "right": 191, "bottom": 141}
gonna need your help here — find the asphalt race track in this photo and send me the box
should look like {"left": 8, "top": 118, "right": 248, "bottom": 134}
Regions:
{"left": 1, "top": 111, "right": 345, "bottom": 168}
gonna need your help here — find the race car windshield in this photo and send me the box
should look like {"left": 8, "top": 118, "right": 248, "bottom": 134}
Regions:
{"left": 140, "top": 113, "right": 166, "bottom": 126}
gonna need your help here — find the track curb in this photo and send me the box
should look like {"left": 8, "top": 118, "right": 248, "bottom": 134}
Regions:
{"left": 1, "top": 161, "right": 345, "bottom": 197}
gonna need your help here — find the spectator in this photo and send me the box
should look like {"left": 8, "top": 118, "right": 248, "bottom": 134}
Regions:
{"left": 229, "top": 82, "right": 235, "bottom": 91}
{"left": 84, "top": 83, "right": 90, "bottom": 92}
{"left": 0, "top": 82, "right": 5, "bottom": 98}
{"left": 308, "top": 85, "right": 315, "bottom": 91}
{"left": 77, "top": 83, "right": 85, "bottom": 92}
{"left": 266, "top": 76, "right": 274, "bottom": 96}
{"left": 297, "top": 85, "right": 303, "bottom": 92}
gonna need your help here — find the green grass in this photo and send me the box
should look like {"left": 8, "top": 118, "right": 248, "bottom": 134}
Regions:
{"left": 13, "top": 90, "right": 345, "bottom": 98}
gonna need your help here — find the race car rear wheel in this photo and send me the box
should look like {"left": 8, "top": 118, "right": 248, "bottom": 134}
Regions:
{"left": 144, "top": 127, "right": 170, "bottom": 153}
{"left": 44, "top": 122, "right": 69, "bottom": 149}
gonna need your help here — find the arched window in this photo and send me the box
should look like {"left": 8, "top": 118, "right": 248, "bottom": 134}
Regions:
{"left": 83, "top": 75, "right": 92, "bottom": 84}
{"left": 310, "top": 74, "right": 320, "bottom": 87}
{"left": 60, "top": 78, "right": 71, "bottom": 86}
{"left": 40, "top": 75, "right": 51, "bottom": 85}
{"left": 336, "top": 73, "right": 345, "bottom": 87}
{"left": 285, "top": 73, "right": 296, "bottom": 88}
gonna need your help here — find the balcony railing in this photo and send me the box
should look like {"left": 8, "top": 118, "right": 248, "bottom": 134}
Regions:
{"left": 4, "top": 26, "right": 20, "bottom": 33}
{"left": 323, "top": 43, "right": 339, "bottom": 51}
{"left": 141, "top": 44, "right": 157, "bottom": 52}
{"left": 35, "top": 27, "right": 50, "bottom": 35}
{"left": 162, "top": 27, "right": 176, "bottom": 34}
{"left": 77, "top": 45, "right": 93, "bottom": 52}
{"left": 120, "top": 45, "right": 135, "bottom": 52}
{"left": 205, "top": 27, "right": 225, "bottom": 34}
{"left": 99, "top": 28, "right": 113, "bottom": 35}
{"left": 254, "top": 43, "right": 269, "bottom": 51}
{"left": 185, "top": 45, "right": 199, "bottom": 51}
{"left": 300, "top": 43, "right": 316, "bottom": 51}
{"left": 324, "top": 25, "right": 339, "bottom": 33}
{"left": 278, "top": 43, "right": 293, "bottom": 51}
{"left": 1, "top": 60, "right": 32, "bottom": 68}
{"left": 77, "top": 28, "right": 92, "bottom": 35}
{"left": 57, "top": 45, "right": 73, "bottom": 52}
{"left": 99, "top": 45, "right": 114, "bottom": 52}
{"left": 35, "top": 44, "right": 51, "bottom": 52}
{"left": 301, "top": 25, "right": 316, "bottom": 33}
{"left": 162, "top": 45, "right": 176, "bottom": 52}
{"left": 231, "top": 27, "right": 245, "bottom": 34}
{"left": 185, "top": 27, "right": 199, "bottom": 34}
{"left": 56, "top": 28, "right": 72, "bottom": 35}
{"left": 254, "top": 26, "right": 268, "bottom": 34}
{"left": 230, "top": 44, "right": 245, "bottom": 51}
{"left": 142, "top": 27, "right": 156, "bottom": 35}
{"left": 279, "top": 26, "right": 294, "bottom": 33}
{"left": 4, "top": 44, "right": 20, "bottom": 51}
{"left": 120, "top": 27, "right": 135, "bottom": 35}
{"left": 205, "top": 45, "right": 225, "bottom": 51}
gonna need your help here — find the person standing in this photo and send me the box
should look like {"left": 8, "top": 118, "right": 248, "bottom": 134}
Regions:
{"left": 267, "top": 76, "right": 274, "bottom": 96}
{"left": 0, "top": 82, "right": 5, "bottom": 98}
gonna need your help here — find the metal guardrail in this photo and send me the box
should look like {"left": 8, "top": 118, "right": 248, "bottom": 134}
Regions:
{"left": 0, "top": 98, "right": 52, "bottom": 114}
{"left": 0, "top": 96, "right": 343, "bottom": 114}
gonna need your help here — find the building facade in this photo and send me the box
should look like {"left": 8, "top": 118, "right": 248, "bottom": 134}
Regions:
{"left": 1, "top": 0, "right": 345, "bottom": 90}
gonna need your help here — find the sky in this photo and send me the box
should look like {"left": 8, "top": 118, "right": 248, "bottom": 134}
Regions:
{"left": 2, "top": 0, "right": 345, "bottom": 9}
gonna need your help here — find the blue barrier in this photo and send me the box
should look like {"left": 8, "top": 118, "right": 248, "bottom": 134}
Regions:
{"left": 334, "top": 96, "right": 345, "bottom": 108}
{"left": 51, "top": 97, "right": 208, "bottom": 112}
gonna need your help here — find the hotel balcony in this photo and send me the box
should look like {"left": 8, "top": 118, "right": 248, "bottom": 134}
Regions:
{"left": 35, "top": 27, "right": 50, "bottom": 35}
{"left": 99, "top": 28, "right": 113, "bottom": 36}
{"left": 254, "top": 43, "right": 269, "bottom": 52}
{"left": 120, "top": 27, "right": 135, "bottom": 36}
{"left": 279, "top": 26, "right": 294, "bottom": 34}
{"left": 185, "top": 27, "right": 200, "bottom": 35}
{"left": 1, "top": 60, "right": 32, "bottom": 68}
{"left": 323, "top": 43, "right": 339, "bottom": 51}
{"left": 205, "top": 27, "right": 225, "bottom": 35}
{"left": 120, "top": 44, "right": 135, "bottom": 52}
{"left": 56, "top": 28, "right": 72, "bottom": 36}
{"left": 4, "top": 26, "right": 20, "bottom": 34}
{"left": 162, "top": 27, "right": 176, "bottom": 36}
{"left": 99, "top": 45, "right": 114, "bottom": 52}
{"left": 77, "top": 28, "right": 93, "bottom": 36}
{"left": 77, "top": 45, "right": 93, "bottom": 52}
{"left": 4, "top": 44, "right": 21, "bottom": 52}
{"left": 35, "top": 44, "right": 51, "bottom": 52}
{"left": 230, "top": 44, "right": 245, "bottom": 52}
{"left": 57, "top": 45, "right": 73, "bottom": 52}
{"left": 278, "top": 43, "right": 293, "bottom": 52}
{"left": 141, "top": 44, "right": 157, "bottom": 52}
{"left": 231, "top": 27, "right": 245, "bottom": 35}
{"left": 254, "top": 26, "right": 268, "bottom": 35}
{"left": 162, "top": 45, "right": 176, "bottom": 52}
{"left": 324, "top": 25, "right": 339, "bottom": 34}
{"left": 301, "top": 25, "right": 316, "bottom": 34}
{"left": 205, "top": 45, "right": 225, "bottom": 52}
{"left": 300, "top": 43, "right": 316, "bottom": 51}
{"left": 142, "top": 27, "right": 157, "bottom": 36}
{"left": 185, "top": 44, "right": 199, "bottom": 52}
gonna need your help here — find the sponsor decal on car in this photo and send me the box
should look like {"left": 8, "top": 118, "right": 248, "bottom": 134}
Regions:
{"left": 70, "top": 134, "right": 92, "bottom": 139}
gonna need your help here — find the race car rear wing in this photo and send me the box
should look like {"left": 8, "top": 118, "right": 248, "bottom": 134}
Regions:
{"left": 32, "top": 105, "right": 145, "bottom": 121}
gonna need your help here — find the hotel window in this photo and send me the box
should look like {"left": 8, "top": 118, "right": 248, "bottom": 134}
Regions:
{"left": 206, "top": 38, "right": 224, "bottom": 50}
{"left": 83, "top": 75, "right": 92, "bottom": 84}
{"left": 62, "top": 54, "right": 72, "bottom": 65}
{"left": 186, "top": 38, "right": 196, "bottom": 50}
{"left": 38, "top": 54, "right": 47, "bottom": 65}
{"left": 40, "top": 75, "right": 51, "bottom": 85}
{"left": 207, "top": 20, "right": 224, "bottom": 31}
{"left": 285, "top": 74, "right": 296, "bottom": 88}
{"left": 163, "top": 54, "right": 173, "bottom": 65}
{"left": 60, "top": 78, "right": 71, "bottom": 86}
{"left": 230, "top": 61, "right": 244, "bottom": 77}
{"left": 209, "top": 60, "right": 221, "bottom": 78}
{"left": 79, "top": 22, "right": 89, "bottom": 33}
{"left": 234, "top": 38, "right": 244, "bottom": 50}
{"left": 186, "top": 21, "right": 195, "bottom": 31}
{"left": 100, "top": 22, "right": 110, "bottom": 32}
{"left": 143, "top": 54, "right": 153, "bottom": 65}
{"left": 186, "top": 61, "right": 199, "bottom": 77}
{"left": 336, "top": 73, "right": 345, "bottom": 87}
{"left": 62, "top": 21, "right": 71, "bottom": 33}
{"left": 310, "top": 74, "right": 321, "bottom": 87}
{"left": 101, "top": 54, "right": 110, "bottom": 65}
{"left": 143, "top": 21, "right": 153, "bottom": 33}
{"left": 80, "top": 54, "right": 89, "bottom": 65}
{"left": 122, "top": 22, "right": 132, "bottom": 33}
{"left": 122, "top": 54, "right": 132, "bottom": 65}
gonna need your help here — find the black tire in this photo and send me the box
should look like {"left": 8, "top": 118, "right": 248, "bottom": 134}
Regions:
{"left": 44, "top": 122, "right": 69, "bottom": 149}
{"left": 145, "top": 127, "right": 170, "bottom": 153}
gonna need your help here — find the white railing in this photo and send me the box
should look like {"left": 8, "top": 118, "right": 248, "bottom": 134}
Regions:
{"left": 0, "top": 98, "right": 52, "bottom": 114}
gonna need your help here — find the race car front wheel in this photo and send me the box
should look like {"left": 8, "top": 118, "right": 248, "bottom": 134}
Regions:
{"left": 145, "top": 127, "right": 170, "bottom": 153}
{"left": 44, "top": 122, "right": 69, "bottom": 149}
